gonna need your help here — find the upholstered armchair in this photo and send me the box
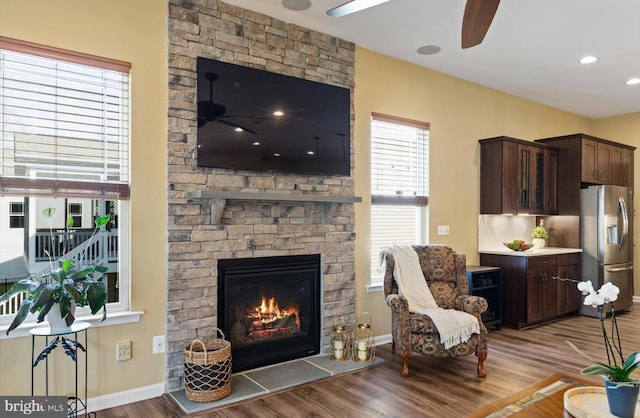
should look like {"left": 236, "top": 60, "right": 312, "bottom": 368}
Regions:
{"left": 382, "top": 244, "right": 488, "bottom": 378}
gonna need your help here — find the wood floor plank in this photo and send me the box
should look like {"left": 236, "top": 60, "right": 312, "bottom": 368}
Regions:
{"left": 98, "top": 307, "right": 640, "bottom": 417}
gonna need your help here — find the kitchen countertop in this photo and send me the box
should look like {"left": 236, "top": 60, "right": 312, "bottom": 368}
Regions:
{"left": 478, "top": 247, "right": 582, "bottom": 257}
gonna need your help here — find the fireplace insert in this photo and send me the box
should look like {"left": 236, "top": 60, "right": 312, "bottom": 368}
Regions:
{"left": 218, "top": 254, "right": 321, "bottom": 372}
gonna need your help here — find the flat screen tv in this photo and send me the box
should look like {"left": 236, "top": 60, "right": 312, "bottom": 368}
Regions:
{"left": 196, "top": 57, "right": 351, "bottom": 176}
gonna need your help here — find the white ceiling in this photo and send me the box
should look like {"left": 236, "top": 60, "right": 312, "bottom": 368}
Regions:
{"left": 222, "top": 0, "right": 640, "bottom": 119}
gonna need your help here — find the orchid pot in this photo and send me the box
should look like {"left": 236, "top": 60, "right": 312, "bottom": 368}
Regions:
{"left": 604, "top": 376, "right": 639, "bottom": 418}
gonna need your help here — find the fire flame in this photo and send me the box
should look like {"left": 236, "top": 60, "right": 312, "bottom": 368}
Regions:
{"left": 257, "top": 296, "right": 287, "bottom": 320}
{"left": 249, "top": 296, "right": 299, "bottom": 329}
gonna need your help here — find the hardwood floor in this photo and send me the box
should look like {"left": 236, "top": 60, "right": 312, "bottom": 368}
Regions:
{"left": 100, "top": 307, "right": 640, "bottom": 417}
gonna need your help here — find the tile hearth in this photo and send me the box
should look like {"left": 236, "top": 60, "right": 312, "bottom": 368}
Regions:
{"left": 169, "top": 355, "right": 384, "bottom": 414}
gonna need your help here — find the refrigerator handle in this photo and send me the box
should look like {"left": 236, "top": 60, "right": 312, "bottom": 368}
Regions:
{"left": 618, "top": 196, "right": 629, "bottom": 251}
{"left": 606, "top": 265, "right": 634, "bottom": 273}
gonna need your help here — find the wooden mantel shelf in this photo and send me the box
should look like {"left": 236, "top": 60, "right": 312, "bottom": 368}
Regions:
{"left": 187, "top": 190, "right": 362, "bottom": 224}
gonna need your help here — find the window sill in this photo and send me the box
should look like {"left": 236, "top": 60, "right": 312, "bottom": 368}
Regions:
{"left": 366, "top": 283, "right": 383, "bottom": 293}
{"left": 0, "top": 310, "right": 144, "bottom": 340}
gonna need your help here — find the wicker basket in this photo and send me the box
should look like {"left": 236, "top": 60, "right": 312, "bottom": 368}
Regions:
{"left": 183, "top": 328, "right": 232, "bottom": 402}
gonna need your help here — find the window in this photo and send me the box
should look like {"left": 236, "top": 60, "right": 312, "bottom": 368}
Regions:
{"left": 68, "top": 202, "right": 83, "bottom": 228}
{"left": 9, "top": 202, "right": 24, "bottom": 228}
{"left": 0, "top": 37, "right": 131, "bottom": 324}
{"left": 370, "top": 113, "right": 429, "bottom": 284}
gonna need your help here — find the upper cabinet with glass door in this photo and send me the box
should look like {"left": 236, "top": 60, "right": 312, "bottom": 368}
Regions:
{"left": 479, "top": 137, "right": 559, "bottom": 215}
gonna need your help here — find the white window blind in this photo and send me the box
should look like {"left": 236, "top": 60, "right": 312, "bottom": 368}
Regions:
{"left": 370, "top": 113, "right": 429, "bottom": 278}
{"left": 371, "top": 113, "right": 429, "bottom": 198}
{"left": 0, "top": 37, "right": 130, "bottom": 199}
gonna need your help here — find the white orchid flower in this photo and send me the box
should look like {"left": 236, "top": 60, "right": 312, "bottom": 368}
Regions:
{"left": 581, "top": 281, "right": 621, "bottom": 307}
{"left": 584, "top": 291, "right": 600, "bottom": 307}
{"left": 599, "top": 282, "right": 619, "bottom": 303}
{"left": 577, "top": 280, "right": 594, "bottom": 295}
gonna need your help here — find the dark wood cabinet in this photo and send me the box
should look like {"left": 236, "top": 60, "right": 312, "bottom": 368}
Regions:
{"left": 525, "top": 256, "right": 557, "bottom": 323}
{"left": 479, "top": 138, "right": 517, "bottom": 214}
{"left": 623, "top": 148, "right": 634, "bottom": 187}
{"left": 479, "top": 252, "right": 581, "bottom": 329}
{"left": 610, "top": 145, "right": 624, "bottom": 186}
{"left": 480, "top": 137, "right": 558, "bottom": 215}
{"left": 611, "top": 147, "right": 634, "bottom": 187}
{"left": 536, "top": 134, "right": 635, "bottom": 214}
{"left": 555, "top": 253, "right": 582, "bottom": 316}
{"left": 581, "top": 139, "right": 612, "bottom": 184}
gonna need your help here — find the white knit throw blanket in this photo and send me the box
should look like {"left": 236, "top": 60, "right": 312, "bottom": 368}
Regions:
{"left": 385, "top": 243, "right": 479, "bottom": 349}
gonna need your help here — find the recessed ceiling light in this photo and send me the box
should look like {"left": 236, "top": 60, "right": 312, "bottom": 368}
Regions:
{"left": 417, "top": 45, "right": 441, "bottom": 56}
{"left": 579, "top": 55, "right": 598, "bottom": 64}
{"left": 626, "top": 78, "right": 640, "bottom": 85}
{"left": 273, "top": 153, "right": 281, "bottom": 157}
{"left": 252, "top": 142, "right": 261, "bottom": 146}
{"left": 307, "top": 151, "right": 315, "bottom": 155}
{"left": 282, "top": 0, "right": 312, "bottom": 11}
{"left": 273, "top": 110, "right": 284, "bottom": 116}
{"left": 234, "top": 127, "right": 243, "bottom": 132}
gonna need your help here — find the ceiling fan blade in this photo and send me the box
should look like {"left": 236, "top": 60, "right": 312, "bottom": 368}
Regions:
{"left": 461, "top": 0, "right": 500, "bottom": 49}
{"left": 327, "top": 0, "right": 391, "bottom": 17}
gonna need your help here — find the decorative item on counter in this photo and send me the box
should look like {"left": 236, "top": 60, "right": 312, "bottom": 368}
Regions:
{"left": 566, "top": 281, "right": 640, "bottom": 418}
{"left": 352, "top": 312, "right": 375, "bottom": 363}
{"left": 329, "top": 318, "right": 351, "bottom": 361}
{"left": 503, "top": 240, "right": 531, "bottom": 251}
{"left": 530, "top": 219, "right": 549, "bottom": 249}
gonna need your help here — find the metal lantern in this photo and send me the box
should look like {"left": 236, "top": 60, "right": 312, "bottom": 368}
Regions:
{"left": 329, "top": 318, "right": 350, "bottom": 361}
{"left": 352, "top": 312, "right": 375, "bottom": 363}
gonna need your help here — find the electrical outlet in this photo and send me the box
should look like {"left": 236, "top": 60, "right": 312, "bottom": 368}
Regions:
{"left": 152, "top": 335, "right": 165, "bottom": 354}
{"left": 116, "top": 340, "right": 131, "bottom": 361}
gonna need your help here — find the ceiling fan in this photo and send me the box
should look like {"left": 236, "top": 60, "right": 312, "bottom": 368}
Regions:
{"left": 326, "top": 0, "right": 500, "bottom": 49}
{"left": 197, "top": 72, "right": 258, "bottom": 133}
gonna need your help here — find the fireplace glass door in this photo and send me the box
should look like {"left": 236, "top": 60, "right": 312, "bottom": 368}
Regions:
{"left": 218, "top": 254, "right": 321, "bottom": 372}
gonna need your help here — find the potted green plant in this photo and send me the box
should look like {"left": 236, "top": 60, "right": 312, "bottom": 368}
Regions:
{"left": 0, "top": 208, "right": 110, "bottom": 334}
{"left": 567, "top": 281, "right": 640, "bottom": 417}
{"left": 530, "top": 219, "right": 549, "bottom": 249}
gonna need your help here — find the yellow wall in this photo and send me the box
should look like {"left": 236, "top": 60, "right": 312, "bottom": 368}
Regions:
{"left": 0, "top": 0, "right": 168, "bottom": 397}
{"left": 353, "top": 47, "right": 597, "bottom": 336}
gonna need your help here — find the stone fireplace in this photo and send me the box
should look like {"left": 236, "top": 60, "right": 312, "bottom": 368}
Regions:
{"left": 167, "top": 0, "right": 356, "bottom": 391}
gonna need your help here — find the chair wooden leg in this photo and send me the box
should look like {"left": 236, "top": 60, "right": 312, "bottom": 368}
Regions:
{"left": 476, "top": 349, "right": 487, "bottom": 378}
{"left": 401, "top": 348, "right": 411, "bottom": 378}
{"left": 391, "top": 339, "right": 396, "bottom": 354}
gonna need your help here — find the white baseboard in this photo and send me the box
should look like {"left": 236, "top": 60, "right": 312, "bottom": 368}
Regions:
{"left": 88, "top": 382, "right": 165, "bottom": 412}
{"left": 634, "top": 296, "right": 640, "bottom": 304}
{"left": 375, "top": 333, "right": 392, "bottom": 346}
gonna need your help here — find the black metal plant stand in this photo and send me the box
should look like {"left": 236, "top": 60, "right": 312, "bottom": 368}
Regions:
{"left": 30, "top": 322, "right": 96, "bottom": 417}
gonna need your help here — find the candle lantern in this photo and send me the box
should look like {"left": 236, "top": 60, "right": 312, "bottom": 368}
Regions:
{"left": 352, "top": 312, "right": 375, "bottom": 363}
{"left": 329, "top": 318, "right": 350, "bottom": 361}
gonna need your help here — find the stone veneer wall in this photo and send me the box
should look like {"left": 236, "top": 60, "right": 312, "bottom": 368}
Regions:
{"left": 166, "top": 0, "right": 357, "bottom": 390}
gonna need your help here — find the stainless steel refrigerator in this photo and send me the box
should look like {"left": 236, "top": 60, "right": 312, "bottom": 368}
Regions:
{"left": 580, "top": 185, "right": 634, "bottom": 316}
